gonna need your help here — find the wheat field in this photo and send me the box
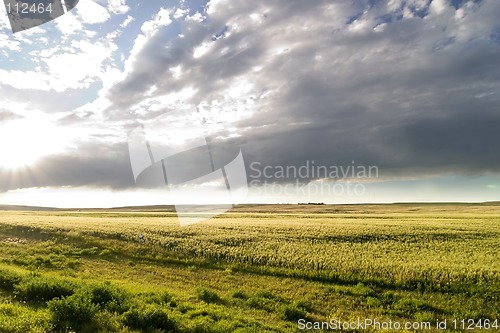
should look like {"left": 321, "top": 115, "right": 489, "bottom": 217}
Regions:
{"left": 0, "top": 204, "right": 498, "bottom": 332}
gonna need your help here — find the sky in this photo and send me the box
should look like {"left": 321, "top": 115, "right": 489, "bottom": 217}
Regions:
{"left": 0, "top": 0, "right": 499, "bottom": 208}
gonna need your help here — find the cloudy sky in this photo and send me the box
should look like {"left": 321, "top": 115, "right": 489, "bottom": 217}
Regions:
{"left": 0, "top": 0, "right": 499, "bottom": 207}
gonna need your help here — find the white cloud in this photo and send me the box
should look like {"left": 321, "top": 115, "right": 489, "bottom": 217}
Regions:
{"left": 123, "top": 34, "right": 147, "bottom": 75}
{"left": 174, "top": 8, "right": 189, "bottom": 19}
{"left": 77, "top": 0, "right": 111, "bottom": 24}
{"left": 141, "top": 7, "right": 172, "bottom": 35}
{"left": 0, "top": 6, "right": 9, "bottom": 31}
{"left": 429, "top": 0, "right": 448, "bottom": 15}
{"left": 0, "top": 34, "right": 21, "bottom": 51}
{"left": 0, "top": 69, "right": 51, "bottom": 90}
{"left": 192, "top": 41, "right": 213, "bottom": 58}
{"left": 42, "top": 41, "right": 111, "bottom": 89}
{"left": 55, "top": 9, "right": 84, "bottom": 37}
{"left": 120, "top": 15, "right": 134, "bottom": 28}
{"left": 108, "top": 0, "right": 129, "bottom": 14}
{"left": 1, "top": 34, "right": 116, "bottom": 92}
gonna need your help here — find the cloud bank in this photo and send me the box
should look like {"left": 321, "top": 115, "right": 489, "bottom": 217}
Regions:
{"left": 0, "top": 0, "right": 499, "bottom": 194}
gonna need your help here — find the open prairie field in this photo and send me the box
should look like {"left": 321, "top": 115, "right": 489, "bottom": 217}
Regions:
{"left": 0, "top": 204, "right": 499, "bottom": 332}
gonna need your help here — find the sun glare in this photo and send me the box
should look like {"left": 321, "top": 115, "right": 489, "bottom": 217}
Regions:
{"left": 0, "top": 119, "right": 67, "bottom": 170}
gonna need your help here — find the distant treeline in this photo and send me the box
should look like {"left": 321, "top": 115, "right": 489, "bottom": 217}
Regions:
{"left": 298, "top": 203, "right": 325, "bottom": 205}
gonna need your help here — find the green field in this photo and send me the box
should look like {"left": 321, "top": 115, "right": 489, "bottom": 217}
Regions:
{"left": 0, "top": 204, "right": 499, "bottom": 332}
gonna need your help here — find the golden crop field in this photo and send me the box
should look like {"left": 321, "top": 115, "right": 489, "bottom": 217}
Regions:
{"left": 0, "top": 204, "right": 499, "bottom": 332}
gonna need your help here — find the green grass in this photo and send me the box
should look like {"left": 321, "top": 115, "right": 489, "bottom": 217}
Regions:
{"left": 0, "top": 204, "right": 498, "bottom": 332}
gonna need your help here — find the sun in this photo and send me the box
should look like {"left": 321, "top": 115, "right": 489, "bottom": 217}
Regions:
{"left": 0, "top": 119, "right": 66, "bottom": 170}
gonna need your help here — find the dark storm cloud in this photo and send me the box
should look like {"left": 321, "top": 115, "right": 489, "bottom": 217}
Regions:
{"left": 3, "top": 0, "right": 493, "bottom": 193}
{"left": 0, "top": 142, "right": 135, "bottom": 192}
{"left": 102, "top": 0, "right": 500, "bottom": 185}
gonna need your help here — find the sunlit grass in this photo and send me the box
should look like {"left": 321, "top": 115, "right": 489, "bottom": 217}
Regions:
{"left": 0, "top": 204, "right": 498, "bottom": 332}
